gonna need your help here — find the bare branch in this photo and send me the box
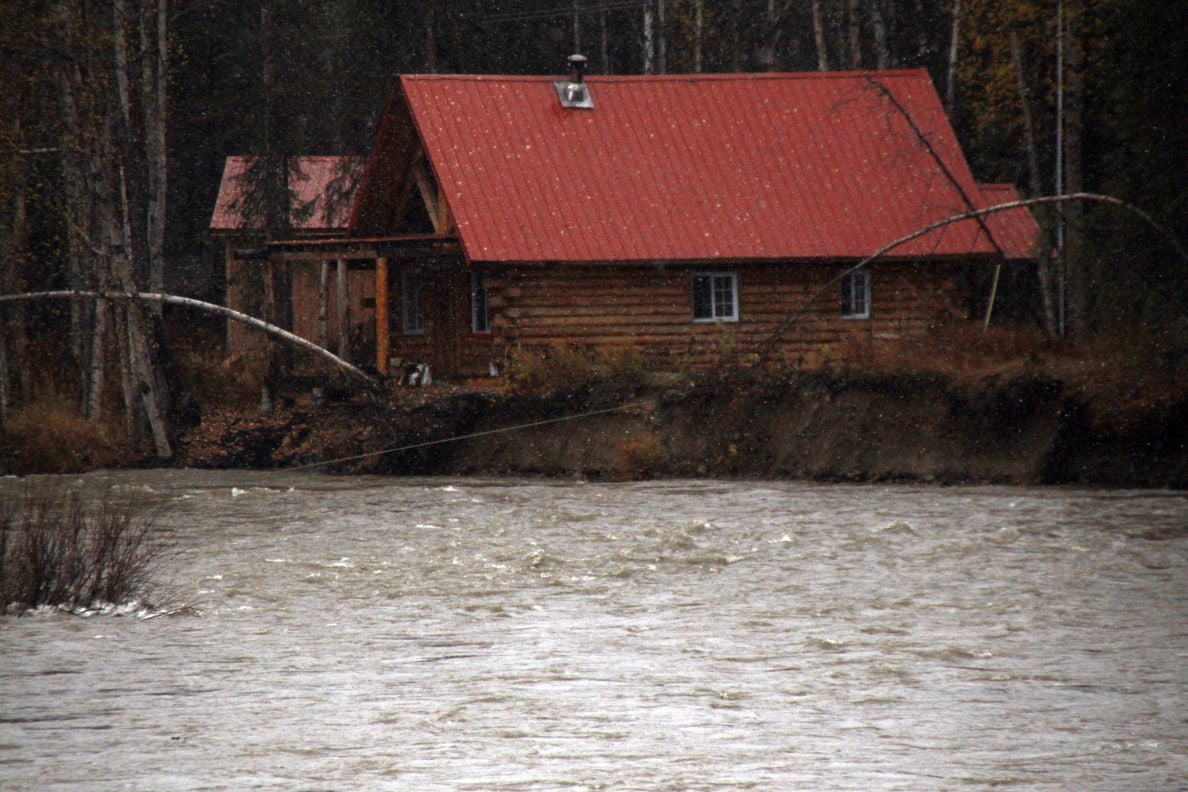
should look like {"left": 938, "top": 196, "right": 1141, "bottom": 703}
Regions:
{"left": 758, "top": 192, "right": 1188, "bottom": 359}
{"left": 0, "top": 289, "right": 385, "bottom": 392}
{"left": 0, "top": 147, "right": 61, "bottom": 156}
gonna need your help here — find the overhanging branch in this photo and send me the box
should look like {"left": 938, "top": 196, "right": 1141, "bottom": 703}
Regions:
{"left": 0, "top": 289, "right": 384, "bottom": 392}
{"left": 758, "top": 192, "right": 1188, "bottom": 358}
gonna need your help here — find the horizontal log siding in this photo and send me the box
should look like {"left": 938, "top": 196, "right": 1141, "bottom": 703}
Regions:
{"left": 496, "top": 262, "right": 964, "bottom": 369}
{"left": 391, "top": 267, "right": 498, "bottom": 377}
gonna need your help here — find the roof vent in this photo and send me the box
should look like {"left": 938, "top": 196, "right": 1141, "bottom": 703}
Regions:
{"left": 554, "top": 54, "right": 593, "bottom": 109}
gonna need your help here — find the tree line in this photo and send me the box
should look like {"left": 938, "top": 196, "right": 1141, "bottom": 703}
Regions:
{"left": 1, "top": 0, "right": 1185, "bottom": 458}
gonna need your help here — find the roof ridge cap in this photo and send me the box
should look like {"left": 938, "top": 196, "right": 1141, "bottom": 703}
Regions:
{"left": 400, "top": 67, "right": 930, "bottom": 83}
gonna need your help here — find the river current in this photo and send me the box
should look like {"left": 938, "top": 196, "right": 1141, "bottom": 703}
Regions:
{"left": 0, "top": 470, "right": 1185, "bottom": 791}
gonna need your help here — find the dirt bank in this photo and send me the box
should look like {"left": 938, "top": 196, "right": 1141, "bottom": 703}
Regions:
{"left": 174, "top": 370, "right": 1188, "bottom": 488}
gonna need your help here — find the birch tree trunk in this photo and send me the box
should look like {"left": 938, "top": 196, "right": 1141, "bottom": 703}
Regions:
{"left": 1011, "top": 31, "right": 1058, "bottom": 337}
{"left": 848, "top": 0, "right": 863, "bottom": 68}
{"left": 642, "top": 1, "right": 655, "bottom": 75}
{"left": 945, "top": 0, "right": 961, "bottom": 113}
{"left": 869, "top": 0, "right": 890, "bottom": 68}
{"left": 811, "top": 0, "right": 831, "bottom": 70}
{"left": 141, "top": 0, "right": 168, "bottom": 300}
{"left": 46, "top": 0, "right": 173, "bottom": 456}
{"left": 86, "top": 300, "right": 110, "bottom": 420}
{"left": 657, "top": 0, "right": 667, "bottom": 75}
{"left": 111, "top": 0, "right": 172, "bottom": 457}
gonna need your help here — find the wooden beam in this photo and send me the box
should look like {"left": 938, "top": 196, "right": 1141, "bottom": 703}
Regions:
{"left": 376, "top": 257, "right": 390, "bottom": 375}
{"left": 270, "top": 248, "right": 381, "bottom": 263}
{"left": 336, "top": 257, "right": 350, "bottom": 359}
{"left": 318, "top": 260, "right": 330, "bottom": 353}
{"left": 412, "top": 159, "right": 441, "bottom": 233}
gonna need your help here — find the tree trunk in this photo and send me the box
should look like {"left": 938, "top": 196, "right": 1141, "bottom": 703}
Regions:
{"left": 1062, "top": 0, "right": 1086, "bottom": 331}
{"left": 1011, "top": 31, "right": 1058, "bottom": 337}
{"left": 642, "top": 1, "right": 655, "bottom": 75}
{"left": 657, "top": 0, "right": 667, "bottom": 74}
{"left": 140, "top": 0, "right": 167, "bottom": 300}
{"left": 912, "top": 0, "right": 929, "bottom": 62}
{"left": 0, "top": 119, "right": 29, "bottom": 418}
{"left": 601, "top": 10, "right": 611, "bottom": 73}
{"left": 811, "top": 0, "right": 831, "bottom": 70}
{"left": 760, "top": 0, "right": 782, "bottom": 71}
{"left": 848, "top": 0, "right": 863, "bottom": 68}
{"left": 869, "top": 0, "right": 890, "bottom": 68}
{"left": 945, "top": 0, "right": 961, "bottom": 113}
{"left": 423, "top": 0, "right": 436, "bottom": 73}
{"left": 86, "top": 299, "right": 110, "bottom": 421}
{"left": 693, "top": 0, "right": 704, "bottom": 73}
{"left": 731, "top": 0, "right": 743, "bottom": 72}
{"left": 111, "top": 0, "right": 172, "bottom": 458}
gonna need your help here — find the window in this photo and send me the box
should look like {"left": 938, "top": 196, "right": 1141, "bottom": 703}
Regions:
{"left": 470, "top": 272, "right": 490, "bottom": 334}
{"left": 841, "top": 269, "right": 870, "bottom": 319}
{"left": 401, "top": 269, "right": 424, "bottom": 334}
{"left": 691, "top": 271, "right": 739, "bottom": 322}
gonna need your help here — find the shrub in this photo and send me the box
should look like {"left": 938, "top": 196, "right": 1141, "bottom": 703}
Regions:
{"left": 612, "top": 433, "right": 666, "bottom": 480}
{"left": 0, "top": 396, "right": 133, "bottom": 474}
{"left": 504, "top": 343, "right": 652, "bottom": 398}
{"left": 0, "top": 488, "right": 168, "bottom": 615}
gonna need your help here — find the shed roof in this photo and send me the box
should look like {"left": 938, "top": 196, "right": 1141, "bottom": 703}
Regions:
{"left": 351, "top": 69, "right": 1027, "bottom": 264}
{"left": 211, "top": 156, "right": 362, "bottom": 235}
{"left": 978, "top": 183, "right": 1041, "bottom": 261}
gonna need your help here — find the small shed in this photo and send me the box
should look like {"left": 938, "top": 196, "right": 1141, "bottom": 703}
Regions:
{"left": 212, "top": 67, "right": 1039, "bottom": 380}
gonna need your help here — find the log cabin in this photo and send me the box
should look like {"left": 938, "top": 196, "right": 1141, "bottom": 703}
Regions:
{"left": 210, "top": 65, "right": 1039, "bottom": 382}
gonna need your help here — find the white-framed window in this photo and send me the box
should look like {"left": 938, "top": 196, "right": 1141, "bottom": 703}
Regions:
{"left": 691, "top": 271, "right": 739, "bottom": 322}
{"left": 470, "top": 272, "right": 490, "bottom": 334}
{"left": 401, "top": 269, "right": 424, "bottom": 334}
{"left": 841, "top": 269, "right": 870, "bottom": 319}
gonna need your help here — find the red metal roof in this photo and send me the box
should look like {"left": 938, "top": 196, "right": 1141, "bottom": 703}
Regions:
{"left": 211, "top": 156, "right": 362, "bottom": 234}
{"left": 374, "top": 70, "right": 1011, "bottom": 264}
{"left": 978, "top": 183, "right": 1041, "bottom": 261}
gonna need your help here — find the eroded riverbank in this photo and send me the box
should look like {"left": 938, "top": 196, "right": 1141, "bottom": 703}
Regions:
{"left": 172, "top": 369, "right": 1188, "bottom": 487}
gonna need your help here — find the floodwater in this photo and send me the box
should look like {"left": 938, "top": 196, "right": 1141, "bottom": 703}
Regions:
{"left": 1, "top": 470, "right": 1185, "bottom": 791}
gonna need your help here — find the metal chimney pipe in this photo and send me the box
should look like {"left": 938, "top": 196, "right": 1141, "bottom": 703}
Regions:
{"left": 568, "top": 53, "right": 588, "bottom": 83}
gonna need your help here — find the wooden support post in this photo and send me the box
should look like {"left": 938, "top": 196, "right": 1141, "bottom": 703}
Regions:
{"left": 318, "top": 260, "right": 330, "bottom": 353}
{"left": 376, "top": 257, "right": 390, "bottom": 375}
{"left": 336, "top": 257, "right": 349, "bottom": 359}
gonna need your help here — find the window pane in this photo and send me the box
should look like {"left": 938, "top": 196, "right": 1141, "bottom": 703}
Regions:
{"left": 841, "top": 270, "right": 870, "bottom": 319}
{"left": 693, "top": 271, "right": 737, "bottom": 322}
{"left": 713, "top": 275, "right": 735, "bottom": 319}
{"left": 402, "top": 270, "right": 424, "bottom": 334}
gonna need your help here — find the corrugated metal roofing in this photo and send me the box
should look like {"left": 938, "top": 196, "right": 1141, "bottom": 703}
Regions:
{"left": 978, "top": 183, "right": 1041, "bottom": 261}
{"left": 386, "top": 70, "right": 1008, "bottom": 264}
{"left": 211, "top": 156, "right": 362, "bottom": 233}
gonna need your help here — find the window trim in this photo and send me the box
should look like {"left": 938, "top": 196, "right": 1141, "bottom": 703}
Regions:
{"left": 691, "top": 270, "right": 740, "bottom": 323}
{"left": 840, "top": 269, "right": 871, "bottom": 320}
{"left": 401, "top": 269, "right": 425, "bottom": 335}
{"left": 470, "top": 272, "right": 491, "bottom": 335}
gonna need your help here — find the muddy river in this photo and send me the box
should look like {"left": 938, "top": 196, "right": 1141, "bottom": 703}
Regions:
{"left": 1, "top": 470, "right": 1185, "bottom": 790}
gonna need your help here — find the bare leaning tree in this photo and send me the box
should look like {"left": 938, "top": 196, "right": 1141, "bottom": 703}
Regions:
{"left": 51, "top": 0, "right": 173, "bottom": 458}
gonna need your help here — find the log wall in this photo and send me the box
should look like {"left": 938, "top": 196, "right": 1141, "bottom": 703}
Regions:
{"left": 389, "top": 265, "right": 499, "bottom": 377}
{"left": 494, "top": 261, "right": 966, "bottom": 369}
{"left": 226, "top": 253, "right": 971, "bottom": 381}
